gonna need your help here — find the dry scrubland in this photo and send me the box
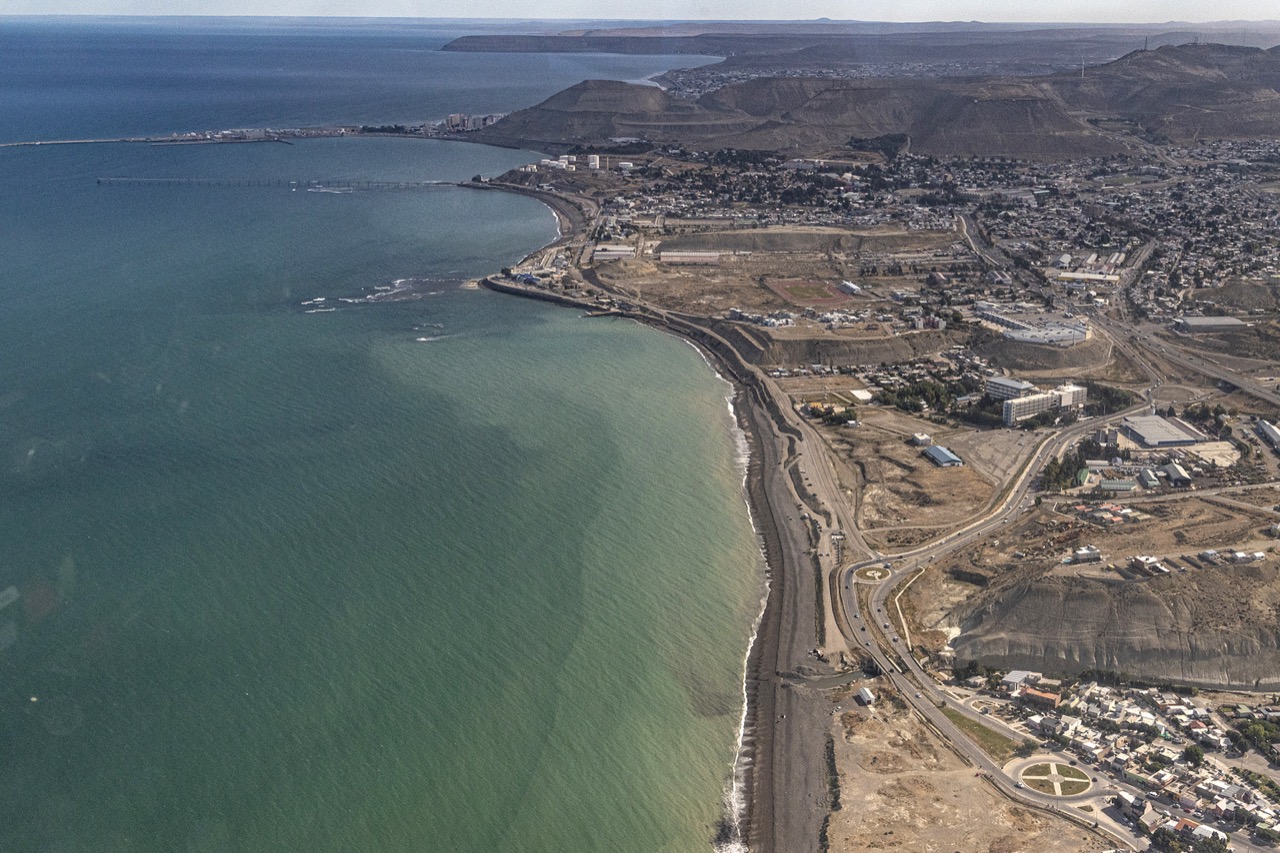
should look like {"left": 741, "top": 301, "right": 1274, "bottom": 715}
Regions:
{"left": 829, "top": 684, "right": 1108, "bottom": 853}
{"left": 812, "top": 409, "right": 1036, "bottom": 549}
{"left": 590, "top": 225, "right": 958, "bottom": 316}
{"left": 906, "top": 497, "right": 1280, "bottom": 688}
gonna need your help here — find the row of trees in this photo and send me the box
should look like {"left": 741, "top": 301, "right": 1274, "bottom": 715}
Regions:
{"left": 1040, "top": 447, "right": 1089, "bottom": 491}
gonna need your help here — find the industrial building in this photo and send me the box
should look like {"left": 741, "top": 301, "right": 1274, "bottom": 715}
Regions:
{"left": 1004, "top": 323, "right": 1089, "bottom": 346}
{"left": 591, "top": 245, "right": 635, "bottom": 261}
{"left": 1073, "top": 545, "right": 1102, "bottom": 563}
{"left": 1173, "top": 316, "right": 1247, "bottom": 333}
{"left": 985, "top": 376, "right": 1037, "bottom": 401}
{"left": 1120, "top": 415, "right": 1207, "bottom": 448}
{"left": 856, "top": 687, "right": 875, "bottom": 705}
{"left": 923, "top": 445, "right": 963, "bottom": 467}
{"left": 1162, "top": 462, "right": 1193, "bottom": 488}
{"left": 1257, "top": 419, "right": 1280, "bottom": 449}
{"left": 659, "top": 251, "right": 720, "bottom": 265}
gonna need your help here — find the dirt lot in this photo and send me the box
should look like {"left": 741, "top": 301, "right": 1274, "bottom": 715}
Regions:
{"left": 906, "top": 495, "right": 1280, "bottom": 644}
{"left": 588, "top": 224, "right": 965, "bottom": 315}
{"left": 774, "top": 374, "right": 869, "bottom": 402}
{"left": 828, "top": 683, "right": 1108, "bottom": 853}
{"left": 814, "top": 408, "right": 1036, "bottom": 550}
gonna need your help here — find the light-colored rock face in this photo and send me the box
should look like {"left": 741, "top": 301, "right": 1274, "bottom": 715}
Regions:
{"left": 951, "top": 572, "right": 1280, "bottom": 690}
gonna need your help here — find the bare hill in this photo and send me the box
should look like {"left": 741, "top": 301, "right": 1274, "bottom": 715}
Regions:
{"left": 974, "top": 331, "right": 1114, "bottom": 373}
{"left": 1213, "top": 281, "right": 1280, "bottom": 312}
{"left": 950, "top": 569, "right": 1280, "bottom": 690}
{"left": 1043, "top": 44, "right": 1280, "bottom": 140}
{"left": 474, "top": 43, "right": 1280, "bottom": 157}
{"left": 752, "top": 328, "right": 965, "bottom": 367}
{"left": 476, "top": 76, "right": 1124, "bottom": 159}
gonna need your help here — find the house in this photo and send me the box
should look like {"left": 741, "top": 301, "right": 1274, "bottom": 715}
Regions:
{"left": 1116, "top": 791, "right": 1150, "bottom": 820}
{"left": 1020, "top": 687, "right": 1062, "bottom": 710}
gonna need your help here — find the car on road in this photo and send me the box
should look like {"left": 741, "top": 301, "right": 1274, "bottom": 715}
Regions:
{"left": 1015, "top": 782, "right": 1024, "bottom": 789}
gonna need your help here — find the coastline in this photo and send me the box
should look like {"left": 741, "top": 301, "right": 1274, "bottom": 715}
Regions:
{"left": 480, "top": 269, "right": 826, "bottom": 852}
{"left": 470, "top": 156, "right": 846, "bottom": 851}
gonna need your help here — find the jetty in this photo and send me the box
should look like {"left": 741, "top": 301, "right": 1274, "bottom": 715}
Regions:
{"left": 96, "top": 177, "right": 456, "bottom": 190}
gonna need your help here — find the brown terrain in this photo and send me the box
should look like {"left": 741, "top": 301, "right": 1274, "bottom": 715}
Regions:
{"left": 808, "top": 408, "right": 1027, "bottom": 550}
{"left": 909, "top": 495, "right": 1280, "bottom": 689}
{"left": 473, "top": 44, "right": 1280, "bottom": 158}
{"left": 828, "top": 682, "right": 1109, "bottom": 853}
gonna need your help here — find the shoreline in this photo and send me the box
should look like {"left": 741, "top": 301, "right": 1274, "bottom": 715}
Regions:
{"left": 481, "top": 274, "right": 823, "bottom": 853}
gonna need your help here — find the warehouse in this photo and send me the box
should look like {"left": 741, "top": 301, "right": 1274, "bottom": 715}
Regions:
{"left": 923, "top": 445, "right": 963, "bottom": 467}
{"left": 1257, "top": 419, "right": 1280, "bottom": 449}
{"left": 1173, "top": 316, "right": 1247, "bottom": 333}
{"left": 1120, "top": 415, "right": 1206, "bottom": 448}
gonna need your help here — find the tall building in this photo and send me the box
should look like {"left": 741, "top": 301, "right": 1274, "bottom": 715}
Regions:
{"left": 985, "top": 376, "right": 1037, "bottom": 401}
{"left": 1055, "top": 383, "right": 1088, "bottom": 409}
{"left": 1003, "top": 392, "right": 1060, "bottom": 426}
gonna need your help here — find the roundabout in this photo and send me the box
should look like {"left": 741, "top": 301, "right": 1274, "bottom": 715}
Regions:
{"left": 1020, "top": 761, "right": 1091, "bottom": 797}
{"left": 853, "top": 565, "right": 891, "bottom": 583}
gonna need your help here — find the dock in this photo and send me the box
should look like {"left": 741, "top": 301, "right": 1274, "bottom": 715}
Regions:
{"left": 95, "top": 177, "right": 457, "bottom": 190}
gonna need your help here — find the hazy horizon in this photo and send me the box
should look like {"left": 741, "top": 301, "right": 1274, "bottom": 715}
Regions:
{"left": 3, "top": 6, "right": 1280, "bottom": 26}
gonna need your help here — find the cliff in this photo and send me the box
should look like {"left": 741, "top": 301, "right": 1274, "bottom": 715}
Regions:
{"left": 951, "top": 568, "right": 1280, "bottom": 690}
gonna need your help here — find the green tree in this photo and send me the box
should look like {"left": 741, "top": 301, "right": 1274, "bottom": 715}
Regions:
{"left": 1182, "top": 743, "right": 1205, "bottom": 767}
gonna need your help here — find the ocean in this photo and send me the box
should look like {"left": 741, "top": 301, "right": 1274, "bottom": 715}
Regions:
{"left": 0, "top": 18, "right": 763, "bottom": 852}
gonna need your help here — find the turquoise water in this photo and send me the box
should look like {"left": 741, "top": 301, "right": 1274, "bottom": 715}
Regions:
{"left": 0, "top": 20, "right": 760, "bottom": 853}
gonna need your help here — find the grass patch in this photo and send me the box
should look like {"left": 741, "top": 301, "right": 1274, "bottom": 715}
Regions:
{"left": 785, "top": 284, "right": 835, "bottom": 300}
{"left": 941, "top": 707, "right": 1018, "bottom": 763}
{"left": 1025, "top": 776, "right": 1058, "bottom": 794}
{"left": 1059, "top": 764, "right": 1088, "bottom": 781}
{"left": 1060, "top": 779, "right": 1090, "bottom": 795}
{"left": 1025, "top": 763, "right": 1052, "bottom": 776}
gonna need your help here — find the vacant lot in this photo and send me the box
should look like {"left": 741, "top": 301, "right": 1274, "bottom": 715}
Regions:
{"left": 942, "top": 707, "right": 1019, "bottom": 763}
{"left": 830, "top": 685, "right": 1109, "bottom": 853}
{"left": 813, "top": 408, "right": 1036, "bottom": 549}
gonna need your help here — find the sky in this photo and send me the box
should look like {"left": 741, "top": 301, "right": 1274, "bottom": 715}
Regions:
{"left": 4, "top": 1, "right": 1280, "bottom": 24}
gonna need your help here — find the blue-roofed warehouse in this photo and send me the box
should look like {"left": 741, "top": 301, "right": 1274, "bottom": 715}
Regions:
{"left": 923, "top": 445, "right": 963, "bottom": 467}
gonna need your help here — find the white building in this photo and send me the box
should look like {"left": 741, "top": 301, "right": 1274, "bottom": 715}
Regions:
{"left": 1055, "top": 383, "right": 1088, "bottom": 409}
{"left": 985, "top": 376, "right": 1037, "bottom": 401}
{"left": 1003, "top": 392, "right": 1059, "bottom": 425}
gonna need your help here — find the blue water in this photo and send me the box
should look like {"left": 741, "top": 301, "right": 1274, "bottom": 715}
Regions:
{"left": 0, "top": 17, "right": 717, "bottom": 143}
{"left": 0, "top": 19, "right": 759, "bottom": 853}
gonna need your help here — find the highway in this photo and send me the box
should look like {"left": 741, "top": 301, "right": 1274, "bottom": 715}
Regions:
{"left": 823, "top": 300, "right": 1280, "bottom": 851}
{"left": 818, "top": 316, "right": 1168, "bottom": 850}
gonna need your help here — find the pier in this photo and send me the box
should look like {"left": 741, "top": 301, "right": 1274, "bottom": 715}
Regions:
{"left": 95, "top": 177, "right": 457, "bottom": 190}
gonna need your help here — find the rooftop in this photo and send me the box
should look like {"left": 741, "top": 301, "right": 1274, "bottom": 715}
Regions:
{"left": 923, "top": 445, "right": 963, "bottom": 466}
{"left": 1121, "top": 415, "right": 1206, "bottom": 447}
